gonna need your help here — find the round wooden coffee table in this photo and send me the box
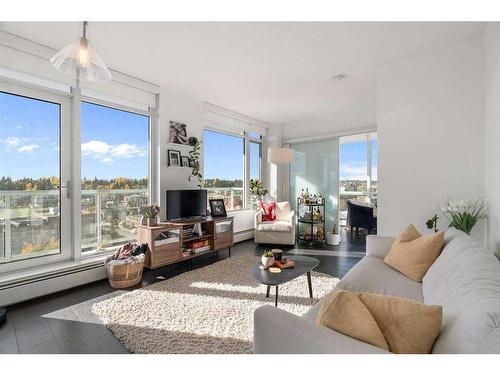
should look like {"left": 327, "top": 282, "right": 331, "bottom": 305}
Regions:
{"left": 251, "top": 255, "right": 319, "bottom": 307}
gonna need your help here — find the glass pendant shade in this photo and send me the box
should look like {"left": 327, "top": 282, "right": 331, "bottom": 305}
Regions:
{"left": 50, "top": 36, "right": 112, "bottom": 82}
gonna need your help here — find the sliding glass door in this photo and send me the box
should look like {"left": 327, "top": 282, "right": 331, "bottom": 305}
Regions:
{"left": 289, "top": 139, "right": 340, "bottom": 233}
{"left": 0, "top": 82, "right": 71, "bottom": 270}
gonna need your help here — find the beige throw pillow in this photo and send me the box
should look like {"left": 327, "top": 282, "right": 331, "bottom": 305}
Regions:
{"left": 316, "top": 290, "right": 442, "bottom": 354}
{"left": 357, "top": 293, "right": 442, "bottom": 354}
{"left": 384, "top": 224, "right": 444, "bottom": 282}
{"left": 316, "top": 290, "right": 389, "bottom": 351}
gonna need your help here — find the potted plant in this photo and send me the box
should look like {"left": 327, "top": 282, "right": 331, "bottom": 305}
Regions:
{"left": 426, "top": 214, "right": 439, "bottom": 233}
{"left": 188, "top": 137, "right": 203, "bottom": 188}
{"left": 326, "top": 224, "right": 341, "bottom": 245}
{"left": 250, "top": 179, "right": 269, "bottom": 208}
{"left": 141, "top": 204, "right": 160, "bottom": 227}
{"left": 440, "top": 198, "right": 487, "bottom": 235}
{"left": 261, "top": 250, "right": 275, "bottom": 269}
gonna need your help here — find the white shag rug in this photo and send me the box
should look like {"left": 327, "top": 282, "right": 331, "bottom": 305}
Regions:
{"left": 92, "top": 253, "right": 338, "bottom": 354}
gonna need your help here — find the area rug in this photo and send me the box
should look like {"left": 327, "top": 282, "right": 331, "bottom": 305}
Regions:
{"left": 92, "top": 253, "right": 338, "bottom": 354}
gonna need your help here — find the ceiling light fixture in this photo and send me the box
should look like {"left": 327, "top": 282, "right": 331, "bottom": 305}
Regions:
{"left": 50, "top": 21, "right": 112, "bottom": 82}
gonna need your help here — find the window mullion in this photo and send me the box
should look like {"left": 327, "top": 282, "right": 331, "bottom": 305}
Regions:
{"left": 71, "top": 86, "right": 82, "bottom": 261}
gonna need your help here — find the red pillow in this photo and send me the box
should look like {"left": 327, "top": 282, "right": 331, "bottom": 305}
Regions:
{"left": 260, "top": 201, "right": 276, "bottom": 222}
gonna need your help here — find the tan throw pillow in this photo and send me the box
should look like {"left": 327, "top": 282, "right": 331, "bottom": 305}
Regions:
{"left": 357, "top": 293, "right": 442, "bottom": 354}
{"left": 316, "top": 290, "right": 389, "bottom": 351}
{"left": 316, "top": 291, "right": 442, "bottom": 354}
{"left": 384, "top": 224, "right": 444, "bottom": 282}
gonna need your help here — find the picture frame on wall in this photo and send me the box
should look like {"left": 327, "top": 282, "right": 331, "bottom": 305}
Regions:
{"left": 181, "top": 156, "right": 189, "bottom": 167}
{"left": 169, "top": 121, "right": 189, "bottom": 145}
{"left": 168, "top": 149, "right": 181, "bottom": 167}
{"left": 209, "top": 199, "right": 227, "bottom": 217}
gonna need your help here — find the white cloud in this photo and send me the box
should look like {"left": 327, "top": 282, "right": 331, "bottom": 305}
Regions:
{"left": 81, "top": 139, "right": 147, "bottom": 163}
{"left": 111, "top": 143, "right": 148, "bottom": 158}
{"left": 17, "top": 144, "right": 39, "bottom": 153}
{"left": 81, "top": 140, "right": 111, "bottom": 155}
{"left": 4, "top": 136, "right": 22, "bottom": 148}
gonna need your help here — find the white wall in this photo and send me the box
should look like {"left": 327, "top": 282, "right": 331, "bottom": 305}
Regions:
{"left": 377, "top": 36, "right": 485, "bottom": 239}
{"left": 484, "top": 23, "right": 500, "bottom": 256}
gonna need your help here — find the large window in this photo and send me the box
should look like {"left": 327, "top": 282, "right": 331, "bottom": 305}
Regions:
{"left": 203, "top": 129, "right": 244, "bottom": 211}
{"left": 203, "top": 128, "right": 264, "bottom": 211}
{"left": 81, "top": 102, "right": 149, "bottom": 253}
{"left": 0, "top": 85, "right": 71, "bottom": 267}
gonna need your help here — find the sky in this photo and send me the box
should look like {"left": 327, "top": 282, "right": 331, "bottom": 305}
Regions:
{"left": 339, "top": 138, "right": 377, "bottom": 180}
{"left": 0, "top": 91, "right": 149, "bottom": 181}
{"left": 204, "top": 129, "right": 261, "bottom": 180}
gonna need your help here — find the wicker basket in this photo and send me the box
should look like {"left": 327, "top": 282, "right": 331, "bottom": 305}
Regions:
{"left": 106, "top": 257, "right": 145, "bottom": 288}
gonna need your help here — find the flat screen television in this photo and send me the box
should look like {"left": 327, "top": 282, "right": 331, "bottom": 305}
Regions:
{"left": 166, "top": 189, "right": 208, "bottom": 221}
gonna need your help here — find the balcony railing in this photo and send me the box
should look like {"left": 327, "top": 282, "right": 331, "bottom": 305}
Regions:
{"left": 205, "top": 187, "right": 244, "bottom": 211}
{"left": 0, "top": 188, "right": 148, "bottom": 263}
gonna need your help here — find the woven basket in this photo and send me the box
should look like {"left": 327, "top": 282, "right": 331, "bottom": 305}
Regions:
{"left": 106, "top": 258, "right": 145, "bottom": 288}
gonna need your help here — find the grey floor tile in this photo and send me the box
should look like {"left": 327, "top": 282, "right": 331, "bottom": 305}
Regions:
{"left": 57, "top": 337, "right": 102, "bottom": 354}
{"left": 0, "top": 319, "right": 19, "bottom": 354}
{"left": 95, "top": 331, "right": 129, "bottom": 354}
{"left": 20, "top": 337, "right": 61, "bottom": 354}
{"left": 14, "top": 318, "right": 54, "bottom": 350}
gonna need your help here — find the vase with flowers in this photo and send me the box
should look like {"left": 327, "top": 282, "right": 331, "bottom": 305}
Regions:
{"left": 440, "top": 198, "right": 487, "bottom": 235}
{"left": 250, "top": 179, "right": 269, "bottom": 208}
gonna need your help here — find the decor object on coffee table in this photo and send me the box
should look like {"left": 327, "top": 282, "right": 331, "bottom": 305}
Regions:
{"left": 251, "top": 255, "right": 319, "bottom": 307}
{"left": 254, "top": 201, "right": 295, "bottom": 245}
{"left": 261, "top": 251, "right": 275, "bottom": 269}
{"left": 440, "top": 197, "right": 486, "bottom": 235}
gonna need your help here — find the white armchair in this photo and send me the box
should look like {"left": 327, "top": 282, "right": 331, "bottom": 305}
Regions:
{"left": 254, "top": 201, "right": 296, "bottom": 245}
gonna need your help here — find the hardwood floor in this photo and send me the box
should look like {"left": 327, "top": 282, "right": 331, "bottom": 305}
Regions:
{"left": 0, "top": 230, "right": 368, "bottom": 354}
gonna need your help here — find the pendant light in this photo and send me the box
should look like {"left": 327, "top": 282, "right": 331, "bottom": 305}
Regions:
{"left": 50, "top": 21, "right": 112, "bottom": 82}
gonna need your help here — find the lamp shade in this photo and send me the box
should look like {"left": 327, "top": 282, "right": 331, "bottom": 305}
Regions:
{"left": 268, "top": 148, "right": 294, "bottom": 164}
{"left": 50, "top": 38, "right": 112, "bottom": 82}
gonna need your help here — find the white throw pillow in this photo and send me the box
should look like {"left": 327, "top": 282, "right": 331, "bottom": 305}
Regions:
{"left": 275, "top": 201, "right": 291, "bottom": 221}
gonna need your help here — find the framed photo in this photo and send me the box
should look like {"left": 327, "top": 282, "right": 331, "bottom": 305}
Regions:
{"left": 168, "top": 149, "right": 181, "bottom": 167}
{"left": 181, "top": 156, "right": 189, "bottom": 167}
{"left": 169, "top": 121, "right": 188, "bottom": 145}
{"left": 188, "top": 158, "right": 197, "bottom": 167}
{"left": 209, "top": 199, "right": 227, "bottom": 217}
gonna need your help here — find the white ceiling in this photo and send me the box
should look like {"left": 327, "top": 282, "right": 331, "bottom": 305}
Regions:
{"left": 0, "top": 22, "right": 485, "bottom": 126}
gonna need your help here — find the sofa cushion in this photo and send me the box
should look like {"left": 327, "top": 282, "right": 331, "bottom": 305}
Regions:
{"left": 357, "top": 293, "right": 442, "bottom": 354}
{"left": 421, "top": 229, "right": 500, "bottom": 353}
{"left": 260, "top": 201, "right": 276, "bottom": 222}
{"left": 336, "top": 256, "right": 424, "bottom": 302}
{"left": 275, "top": 201, "right": 292, "bottom": 221}
{"left": 316, "top": 290, "right": 389, "bottom": 351}
{"left": 384, "top": 225, "right": 444, "bottom": 282}
{"left": 257, "top": 221, "right": 292, "bottom": 232}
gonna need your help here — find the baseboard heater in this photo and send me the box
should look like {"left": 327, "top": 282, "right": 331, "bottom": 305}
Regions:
{"left": 0, "top": 262, "right": 107, "bottom": 306}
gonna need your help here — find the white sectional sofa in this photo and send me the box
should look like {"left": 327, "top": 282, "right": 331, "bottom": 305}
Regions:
{"left": 253, "top": 229, "right": 500, "bottom": 353}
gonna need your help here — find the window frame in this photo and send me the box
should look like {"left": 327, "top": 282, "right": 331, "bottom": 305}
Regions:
{"left": 0, "top": 80, "right": 73, "bottom": 273}
{"left": 79, "top": 97, "right": 152, "bottom": 257}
